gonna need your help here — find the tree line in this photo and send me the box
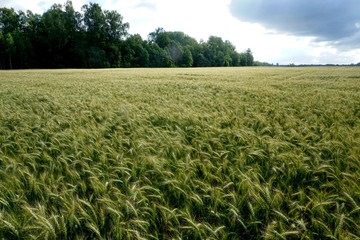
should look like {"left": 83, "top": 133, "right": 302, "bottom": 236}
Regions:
{"left": 0, "top": 1, "right": 255, "bottom": 69}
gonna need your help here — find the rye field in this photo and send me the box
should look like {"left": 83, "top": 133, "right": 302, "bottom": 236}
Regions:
{"left": 0, "top": 67, "right": 359, "bottom": 239}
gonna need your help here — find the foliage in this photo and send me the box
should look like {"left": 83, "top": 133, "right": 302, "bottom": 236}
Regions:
{"left": 0, "top": 67, "right": 359, "bottom": 239}
{"left": 0, "top": 1, "right": 254, "bottom": 69}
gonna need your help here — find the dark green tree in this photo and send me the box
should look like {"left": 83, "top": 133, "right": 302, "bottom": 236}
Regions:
{"left": 4, "top": 32, "right": 15, "bottom": 69}
{"left": 0, "top": 8, "right": 18, "bottom": 34}
{"left": 0, "top": 7, "right": 18, "bottom": 69}
{"left": 205, "top": 36, "right": 225, "bottom": 66}
{"left": 104, "top": 10, "right": 129, "bottom": 67}
{"left": 194, "top": 53, "right": 209, "bottom": 67}
{"left": 0, "top": 2, "right": 254, "bottom": 69}
{"left": 82, "top": 3, "right": 107, "bottom": 67}
{"left": 81, "top": 2, "right": 129, "bottom": 67}
{"left": 240, "top": 48, "right": 254, "bottom": 66}
{"left": 148, "top": 29, "right": 200, "bottom": 67}
{"left": 146, "top": 42, "right": 172, "bottom": 67}
{"left": 166, "top": 41, "right": 183, "bottom": 66}
{"left": 245, "top": 48, "right": 254, "bottom": 66}
{"left": 121, "top": 34, "right": 149, "bottom": 67}
{"left": 0, "top": 32, "right": 4, "bottom": 69}
{"left": 182, "top": 47, "right": 193, "bottom": 67}
{"left": 104, "top": 10, "right": 129, "bottom": 41}
{"left": 41, "top": 4, "right": 70, "bottom": 67}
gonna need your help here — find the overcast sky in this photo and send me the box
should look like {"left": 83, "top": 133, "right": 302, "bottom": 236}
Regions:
{"left": 1, "top": 0, "right": 360, "bottom": 64}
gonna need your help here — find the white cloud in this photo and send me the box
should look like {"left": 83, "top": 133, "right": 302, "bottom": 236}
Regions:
{"left": 229, "top": 0, "right": 360, "bottom": 64}
{"left": 1, "top": 0, "right": 359, "bottom": 64}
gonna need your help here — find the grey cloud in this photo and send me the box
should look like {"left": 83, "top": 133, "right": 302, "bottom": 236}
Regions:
{"left": 38, "top": 1, "right": 53, "bottom": 11}
{"left": 0, "top": 0, "right": 27, "bottom": 11}
{"left": 230, "top": 0, "right": 360, "bottom": 48}
{"left": 136, "top": 1, "right": 156, "bottom": 10}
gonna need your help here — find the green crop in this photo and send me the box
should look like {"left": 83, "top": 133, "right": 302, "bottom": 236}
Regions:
{"left": 0, "top": 67, "right": 359, "bottom": 239}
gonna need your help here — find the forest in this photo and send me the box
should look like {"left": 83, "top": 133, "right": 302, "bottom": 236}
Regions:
{"left": 0, "top": 1, "right": 256, "bottom": 69}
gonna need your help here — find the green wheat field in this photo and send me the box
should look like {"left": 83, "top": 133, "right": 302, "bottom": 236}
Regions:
{"left": 0, "top": 67, "right": 359, "bottom": 239}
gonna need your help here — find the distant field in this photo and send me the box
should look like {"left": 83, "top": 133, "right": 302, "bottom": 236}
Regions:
{"left": 0, "top": 67, "right": 359, "bottom": 239}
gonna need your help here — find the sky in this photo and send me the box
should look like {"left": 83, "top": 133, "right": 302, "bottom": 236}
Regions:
{"left": 1, "top": 0, "right": 360, "bottom": 64}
